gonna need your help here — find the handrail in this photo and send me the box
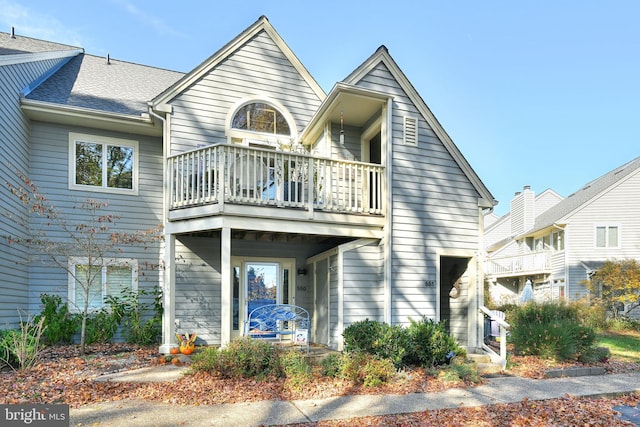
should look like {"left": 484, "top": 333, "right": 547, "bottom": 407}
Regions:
{"left": 485, "top": 252, "right": 551, "bottom": 277}
{"left": 167, "top": 143, "right": 385, "bottom": 215}
{"left": 479, "top": 305, "right": 510, "bottom": 365}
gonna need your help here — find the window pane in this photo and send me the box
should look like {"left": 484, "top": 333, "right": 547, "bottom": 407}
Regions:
{"left": 558, "top": 231, "right": 564, "bottom": 250}
{"left": 596, "top": 227, "right": 606, "bottom": 247}
{"left": 608, "top": 226, "right": 618, "bottom": 247}
{"left": 75, "top": 264, "right": 103, "bottom": 310}
{"left": 107, "top": 145, "right": 134, "bottom": 189}
{"left": 231, "top": 103, "right": 291, "bottom": 136}
{"left": 75, "top": 142, "right": 102, "bottom": 186}
{"left": 106, "top": 265, "right": 132, "bottom": 297}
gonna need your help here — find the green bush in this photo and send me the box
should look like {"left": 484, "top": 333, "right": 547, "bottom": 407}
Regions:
{"left": 606, "top": 316, "right": 640, "bottom": 332}
{"left": 191, "top": 337, "right": 282, "bottom": 379}
{"left": 281, "top": 350, "right": 313, "bottom": 389}
{"left": 509, "top": 302, "right": 597, "bottom": 361}
{"left": 116, "top": 288, "right": 163, "bottom": 345}
{"left": 343, "top": 318, "right": 462, "bottom": 369}
{"left": 339, "top": 352, "right": 395, "bottom": 387}
{"left": 406, "top": 317, "right": 463, "bottom": 368}
{"left": 33, "top": 294, "right": 80, "bottom": 345}
{"left": 342, "top": 319, "right": 409, "bottom": 368}
{"left": 571, "top": 299, "right": 608, "bottom": 331}
{"left": 84, "top": 308, "right": 120, "bottom": 345}
{"left": 191, "top": 346, "right": 219, "bottom": 372}
{"left": 578, "top": 346, "right": 611, "bottom": 364}
{"left": 0, "top": 314, "right": 46, "bottom": 370}
{"left": 438, "top": 360, "right": 482, "bottom": 384}
{"left": 319, "top": 352, "right": 343, "bottom": 378}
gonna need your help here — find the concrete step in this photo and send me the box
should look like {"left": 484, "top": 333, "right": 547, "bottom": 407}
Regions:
{"left": 467, "top": 353, "right": 504, "bottom": 376}
{"left": 466, "top": 353, "right": 491, "bottom": 364}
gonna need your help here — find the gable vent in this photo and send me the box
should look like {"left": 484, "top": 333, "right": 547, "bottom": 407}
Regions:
{"left": 403, "top": 116, "right": 417, "bottom": 145}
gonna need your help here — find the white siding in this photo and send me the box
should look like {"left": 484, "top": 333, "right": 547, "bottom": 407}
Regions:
{"left": 565, "top": 171, "right": 640, "bottom": 299}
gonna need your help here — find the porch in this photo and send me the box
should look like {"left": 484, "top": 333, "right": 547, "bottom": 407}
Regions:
{"left": 167, "top": 143, "right": 385, "bottom": 222}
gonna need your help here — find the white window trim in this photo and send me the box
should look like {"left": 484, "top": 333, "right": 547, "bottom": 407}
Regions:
{"left": 68, "top": 132, "right": 139, "bottom": 195}
{"left": 594, "top": 223, "right": 621, "bottom": 249}
{"left": 225, "top": 97, "right": 298, "bottom": 148}
{"left": 67, "top": 257, "right": 139, "bottom": 312}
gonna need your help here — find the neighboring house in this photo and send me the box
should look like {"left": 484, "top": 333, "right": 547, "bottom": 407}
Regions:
{"left": 0, "top": 16, "right": 496, "bottom": 353}
{"left": 484, "top": 158, "right": 640, "bottom": 316}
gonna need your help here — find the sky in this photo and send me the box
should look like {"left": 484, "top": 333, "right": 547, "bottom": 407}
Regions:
{"left": 2, "top": 0, "right": 639, "bottom": 216}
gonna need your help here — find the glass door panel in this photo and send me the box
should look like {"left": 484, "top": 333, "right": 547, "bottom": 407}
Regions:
{"left": 246, "top": 262, "right": 279, "bottom": 316}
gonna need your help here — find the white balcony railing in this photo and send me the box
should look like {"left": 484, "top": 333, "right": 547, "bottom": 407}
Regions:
{"left": 168, "top": 144, "right": 385, "bottom": 215}
{"left": 485, "top": 252, "right": 551, "bottom": 277}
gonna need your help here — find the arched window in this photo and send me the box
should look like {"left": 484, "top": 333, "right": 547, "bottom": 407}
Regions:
{"left": 231, "top": 102, "right": 291, "bottom": 136}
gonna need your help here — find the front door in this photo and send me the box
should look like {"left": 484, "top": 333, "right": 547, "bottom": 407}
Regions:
{"left": 231, "top": 257, "right": 294, "bottom": 339}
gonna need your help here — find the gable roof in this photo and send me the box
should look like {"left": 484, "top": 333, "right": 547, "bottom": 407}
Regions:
{"left": 0, "top": 30, "right": 80, "bottom": 56}
{"left": 343, "top": 46, "right": 496, "bottom": 207}
{"left": 151, "top": 16, "right": 325, "bottom": 112}
{"left": 25, "top": 53, "right": 183, "bottom": 116}
{"left": 527, "top": 156, "right": 640, "bottom": 234}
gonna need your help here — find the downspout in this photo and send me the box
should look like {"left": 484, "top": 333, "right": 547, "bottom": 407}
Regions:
{"left": 383, "top": 98, "right": 393, "bottom": 324}
{"left": 148, "top": 104, "right": 174, "bottom": 353}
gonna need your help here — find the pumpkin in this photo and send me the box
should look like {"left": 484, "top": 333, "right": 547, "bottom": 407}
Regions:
{"left": 170, "top": 347, "right": 179, "bottom": 355}
{"left": 180, "top": 342, "right": 195, "bottom": 355}
{"left": 171, "top": 357, "right": 180, "bottom": 365}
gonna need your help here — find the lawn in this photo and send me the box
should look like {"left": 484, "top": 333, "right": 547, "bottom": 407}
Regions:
{"left": 597, "top": 330, "right": 640, "bottom": 363}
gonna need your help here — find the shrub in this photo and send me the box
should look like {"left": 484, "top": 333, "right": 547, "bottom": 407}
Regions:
{"left": 0, "top": 312, "right": 46, "bottom": 370}
{"left": 606, "top": 316, "right": 640, "bottom": 332}
{"left": 343, "top": 318, "right": 462, "bottom": 369}
{"left": 33, "top": 294, "right": 80, "bottom": 345}
{"left": 281, "top": 350, "right": 313, "bottom": 389}
{"left": 578, "top": 346, "right": 611, "bottom": 364}
{"left": 191, "top": 337, "right": 282, "bottom": 379}
{"left": 116, "top": 288, "right": 163, "bottom": 345}
{"left": 84, "top": 308, "right": 120, "bottom": 345}
{"left": 343, "top": 319, "right": 409, "bottom": 368}
{"left": 571, "top": 299, "right": 608, "bottom": 331}
{"left": 191, "top": 346, "right": 219, "bottom": 372}
{"left": 319, "top": 352, "right": 343, "bottom": 378}
{"left": 339, "top": 352, "right": 395, "bottom": 387}
{"left": 438, "top": 360, "right": 482, "bottom": 384}
{"left": 405, "top": 317, "right": 463, "bottom": 368}
{"left": 509, "top": 302, "right": 597, "bottom": 361}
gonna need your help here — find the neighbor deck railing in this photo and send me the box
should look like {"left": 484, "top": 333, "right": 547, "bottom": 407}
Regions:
{"left": 485, "top": 252, "right": 551, "bottom": 277}
{"left": 168, "top": 144, "right": 384, "bottom": 215}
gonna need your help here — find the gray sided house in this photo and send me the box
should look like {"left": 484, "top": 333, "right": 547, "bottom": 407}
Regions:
{"left": 484, "top": 157, "right": 640, "bottom": 316}
{"left": 1, "top": 17, "right": 495, "bottom": 353}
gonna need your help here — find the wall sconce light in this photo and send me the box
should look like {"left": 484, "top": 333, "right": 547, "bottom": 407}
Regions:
{"left": 297, "top": 268, "right": 307, "bottom": 276}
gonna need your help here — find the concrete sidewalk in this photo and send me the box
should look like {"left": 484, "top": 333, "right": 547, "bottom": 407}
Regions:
{"left": 71, "top": 371, "right": 640, "bottom": 426}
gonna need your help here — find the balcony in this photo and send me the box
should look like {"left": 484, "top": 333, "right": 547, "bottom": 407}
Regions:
{"left": 168, "top": 144, "right": 385, "bottom": 221}
{"left": 485, "top": 252, "right": 551, "bottom": 278}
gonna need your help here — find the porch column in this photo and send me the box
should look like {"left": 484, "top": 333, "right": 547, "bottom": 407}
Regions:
{"left": 159, "top": 233, "right": 176, "bottom": 353}
{"left": 220, "top": 227, "right": 231, "bottom": 346}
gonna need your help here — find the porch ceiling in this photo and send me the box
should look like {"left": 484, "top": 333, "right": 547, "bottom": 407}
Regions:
{"left": 185, "top": 229, "right": 355, "bottom": 246}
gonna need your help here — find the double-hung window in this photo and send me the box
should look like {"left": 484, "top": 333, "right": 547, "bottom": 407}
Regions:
{"left": 595, "top": 225, "right": 619, "bottom": 248}
{"left": 68, "top": 258, "right": 138, "bottom": 311}
{"left": 69, "top": 133, "right": 138, "bottom": 194}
